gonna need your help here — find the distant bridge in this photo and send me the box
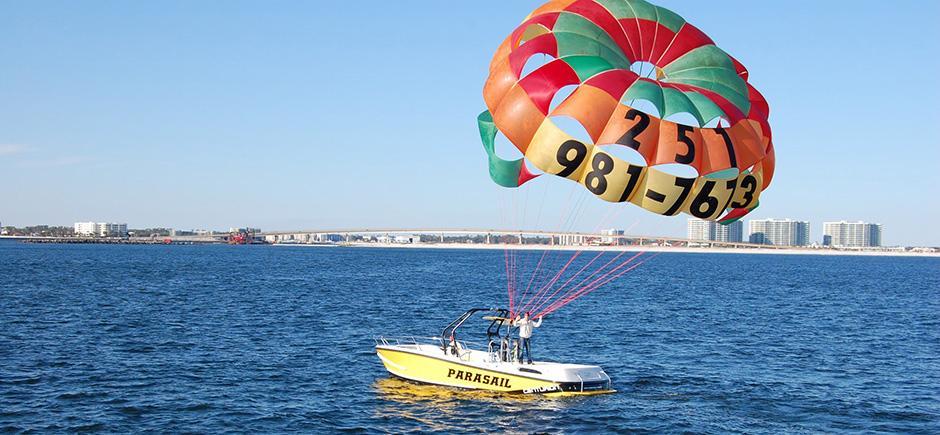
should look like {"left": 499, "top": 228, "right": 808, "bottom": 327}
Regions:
{"left": 256, "top": 228, "right": 785, "bottom": 250}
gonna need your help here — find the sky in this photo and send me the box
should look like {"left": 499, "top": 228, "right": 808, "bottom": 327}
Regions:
{"left": 1, "top": 1, "right": 939, "bottom": 246}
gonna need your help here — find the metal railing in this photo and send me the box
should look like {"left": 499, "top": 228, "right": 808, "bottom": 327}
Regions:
{"left": 374, "top": 335, "right": 490, "bottom": 360}
{"left": 373, "top": 335, "right": 441, "bottom": 347}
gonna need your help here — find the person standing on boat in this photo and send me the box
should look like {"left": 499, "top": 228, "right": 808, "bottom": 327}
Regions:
{"left": 513, "top": 312, "right": 542, "bottom": 364}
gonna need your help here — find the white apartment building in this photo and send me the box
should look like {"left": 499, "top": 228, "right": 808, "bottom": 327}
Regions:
{"left": 748, "top": 219, "right": 810, "bottom": 246}
{"left": 74, "top": 222, "right": 97, "bottom": 236}
{"left": 823, "top": 221, "right": 883, "bottom": 247}
{"left": 687, "top": 219, "right": 743, "bottom": 243}
{"left": 74, "top": 222, "right": 128, "bottom": 237}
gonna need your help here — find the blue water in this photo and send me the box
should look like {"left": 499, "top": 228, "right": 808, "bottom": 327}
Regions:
{"left": 1, "top": 241, "right": 938, "bottom": 433}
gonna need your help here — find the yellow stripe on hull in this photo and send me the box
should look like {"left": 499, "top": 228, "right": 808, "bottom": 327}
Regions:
{"left": 376, "top": 347, "right": 613, "bottom": 396}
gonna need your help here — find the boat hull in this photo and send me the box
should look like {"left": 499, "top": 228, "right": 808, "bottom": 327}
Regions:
{"left": 376, "top": 346, "right": 612, "bottom": 396}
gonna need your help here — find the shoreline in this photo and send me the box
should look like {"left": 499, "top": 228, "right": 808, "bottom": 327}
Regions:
{"left": 273, "top": 242, "right": 940, "bottom": 258}
{"left": 4, "top": 237, "right": 935, "bottom": 258}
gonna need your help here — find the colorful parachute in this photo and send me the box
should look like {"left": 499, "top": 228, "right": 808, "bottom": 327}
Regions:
{"left": 479, "top": 0, "right": 774, "bottom": 223}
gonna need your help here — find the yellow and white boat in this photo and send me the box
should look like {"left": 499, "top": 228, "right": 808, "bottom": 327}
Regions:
{"left": 375, "top": 308, "right": 613, "bottom": 396}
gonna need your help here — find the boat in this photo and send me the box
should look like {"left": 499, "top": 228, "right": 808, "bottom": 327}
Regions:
{"left": 374, "top": 308, "right": 613, "bottom": 396}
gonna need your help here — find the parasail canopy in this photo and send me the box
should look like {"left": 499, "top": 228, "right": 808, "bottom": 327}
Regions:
{"left": 479, "top": 0, "right": 774, "bottom": 224}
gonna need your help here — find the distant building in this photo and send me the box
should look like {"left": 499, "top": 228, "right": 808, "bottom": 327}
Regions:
{"left": 229, "top": 227, "right": 261, "bottom": 235}
{"left": 74, "top": 222, "right": 128, "bottom": 237}
{"left": 687, "top": 219, "right": 707, "bottom": 241}
{"left": 716, "top": 222, "right": 744, "bottom": 243}
{"left": 102, "top": 223, "right": 128, "bottom": 237}
{"left": 602, "top": 229, "right": 625, "bottom": 245}
{"left": 748, "top": 219, "right": 809, "bottom": 246}
{"left": 687, "top": 219, "right": 743, "bottom": 243}
{"left": 314, "top": 233, "right": 344, "bottom": 243}
{"left": 393, "top": 234, "right": 419, "bottom": 244}
{"left": 74, "top": 222, "right": 96, "bottom": 236}
{"left": 822, "top": 221, "right": 882, "bottom": 247}
{"left": 559, "top": 234, "right": 586, "bottom": 246}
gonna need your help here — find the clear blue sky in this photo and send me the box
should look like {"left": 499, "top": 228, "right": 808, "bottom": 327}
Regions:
{"left": 2, "top": 1, "right": 938, "bottom": 246}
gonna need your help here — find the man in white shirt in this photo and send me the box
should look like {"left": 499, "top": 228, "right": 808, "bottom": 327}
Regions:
{"left": 512, "top": 311, "right": 543, "bottom": 364}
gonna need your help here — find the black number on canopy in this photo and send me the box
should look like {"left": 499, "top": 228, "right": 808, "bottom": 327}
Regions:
{"left": 555, "top": 140, "right": 588, "bottom": 178}
{"left": 731, "top": 174, "right": 757, "bottom": 208}
{"left": 645, "top": 177, "right": 695, "bottom": 216}
{"left": 663, "top": 177, "right": 695, "bottom": 216}
{"left": 616, "top": 109, "right": 650, "bottom": 150}
{"left": 715, "top": 127, "right": 738, "bottom": 168}
{"left": 617, "top": 165, "right": 644, "bottom": 202}
{"left": 689, "top": 180, "right": 719, "bottom": 218}
{"left": 675, "top": 124, "right": 696, "bottom": 164}
{"left": 585, "top": 152, "right": 614, "bottom": 195}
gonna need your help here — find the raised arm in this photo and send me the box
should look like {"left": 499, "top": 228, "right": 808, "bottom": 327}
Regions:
{"left": 533, "top": 316, "right": 543, "bottom": 328}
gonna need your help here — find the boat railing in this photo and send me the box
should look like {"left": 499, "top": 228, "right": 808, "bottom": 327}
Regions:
{"left": 373, "top": 335, "right": 442, "bottom": 347}
{"left": 374, "top": 335, "right": 486, "bottom": 358}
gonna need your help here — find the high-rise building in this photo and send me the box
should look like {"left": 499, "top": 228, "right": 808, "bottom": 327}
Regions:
{"left": 687, "top": 219, "right": 708, "bottom": 241}
{"left": 822, "top": 221, "right": 883, "bottom": 247}
{"left": 687, "top": 219, "right": 743, "bottom": 243}
{"left": 748, "top": 219, "right": 810, "bottom": 246}
{"left": 716, "top": 221, "right": 744, "bottom": 243}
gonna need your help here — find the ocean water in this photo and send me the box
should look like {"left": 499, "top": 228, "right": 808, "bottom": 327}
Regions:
{"left": 0, "top": 240, "right": 938, "bottom": 433}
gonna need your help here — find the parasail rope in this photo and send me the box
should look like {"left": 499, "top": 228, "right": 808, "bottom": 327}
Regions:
{"left": 516, "top": 182, "right": 551, "bottom": 312}
{"left": 517, "top": 183, "right": 584, "bottom": 310}
{"left": 520, "top": 249, "right": 583, "bottom": 312}
{"left": 524, "top": 209, "right": 632, "bottom": 314}
{"left": 540, "top": 251, "right": 642, "bottom": 313}
{"left": 525, "top": 195, "right": 630, "bottom": 313}
{"left": 529, "top": 250, "right": 640, "bottom": 315}
{"left": 526, "top": 189, "right": 591, "bottom": 299}
{"left": 539, "top": 253, "right": 658, "bottom": 316}
{"left": 523, "top": 248, "right": 607, "bottom": 314}
{"left": 498, "top": 190, "right": 513, "bottom": 313}
{"left": 539, "top": 258, "right": 649, "bottom": 316}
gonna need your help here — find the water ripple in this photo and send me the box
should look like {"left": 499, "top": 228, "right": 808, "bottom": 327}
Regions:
{"left": 0, "top": 242, "right": 938, "bottom": 433}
